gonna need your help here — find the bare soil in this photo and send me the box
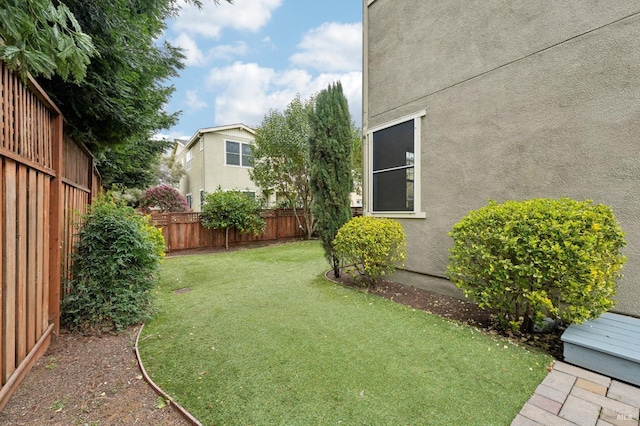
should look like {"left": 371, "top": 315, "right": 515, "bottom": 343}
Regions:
{"left": 0, "top": 327, "right": 190, "bottom": 425}
{"left": 1, "top": 247, "right": 563, "bottom": 425}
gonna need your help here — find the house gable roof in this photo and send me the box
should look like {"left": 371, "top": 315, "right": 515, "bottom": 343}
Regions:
{"left": 183, "top": 123, "right": 256, "bottom": 151}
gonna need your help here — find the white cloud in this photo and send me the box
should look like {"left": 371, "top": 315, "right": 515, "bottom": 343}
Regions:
{"left": 172, "top": 33, "right": 205, "bottom": 66}
{"left": 171, "top": 34, "right": 248, "bottom": 67}
{"left": 208, "top": 41, "right": 249, "bottom": 61}
{"left": 173, "top": 0, "right": 283, "bottom": 39}
{"left": 205, "top": 62, "right": 362, "bottom": 127}
{"left": 152, "top": 130, "right": 192, "bottom": 141}
{"left": 185, "top": 90, "right": 208, "bottom": 112}
{"left": 290, "top": 22, "right": 362, "bottom": 73}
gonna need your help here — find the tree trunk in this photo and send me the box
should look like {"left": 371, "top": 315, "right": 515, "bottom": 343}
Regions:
{"left": 332, "top": 255, "right": 340, "bottom": 278}
{"left": 225, "top": 227, "right": 229, "bottom": 249}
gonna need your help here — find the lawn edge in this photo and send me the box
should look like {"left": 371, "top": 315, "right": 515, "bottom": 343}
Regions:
{"left": 135, "top": 324, "right": 203, "bottom": 426}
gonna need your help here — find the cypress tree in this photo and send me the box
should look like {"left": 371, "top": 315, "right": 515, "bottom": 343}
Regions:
{"left": 309, "top": 82, "right": 354, "bottom": 277}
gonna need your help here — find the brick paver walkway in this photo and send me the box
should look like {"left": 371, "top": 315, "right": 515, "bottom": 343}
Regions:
{"left": 513, "top": 361, "right": 640, "bottom": 425}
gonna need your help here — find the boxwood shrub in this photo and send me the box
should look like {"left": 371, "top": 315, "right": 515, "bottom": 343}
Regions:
{"left": 446, "top": 198, "right": 626, "bottom": 332}
{"left": 333, "top": 216, "right": 406, "bottom": 287}
{"left": 62, "top": 195, "right": 166, "bottom": 332}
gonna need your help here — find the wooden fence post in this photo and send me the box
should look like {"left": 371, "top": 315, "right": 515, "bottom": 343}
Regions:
{"left": 48, "top": 114, "right": 63, "bottom": 337}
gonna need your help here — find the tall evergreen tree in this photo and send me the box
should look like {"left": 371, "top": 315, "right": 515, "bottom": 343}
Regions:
{"left": 309, "top": 82, "right": 353, "bottom": 277}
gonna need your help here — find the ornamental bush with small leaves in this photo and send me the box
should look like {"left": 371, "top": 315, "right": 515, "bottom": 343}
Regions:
{"left": 201, "top": 188, "right": 266, "bottom": 249}
{"left": 446, "top": 198, "right": 626, "bottom": 332}
{"left": 333, "top": 216, "right": 406, "bottom": 287}
{"left": 62, "top": 195, "right": 166, "bottom": 332}
{"left": 138, "top": 184, "right": 189, "bottom": 213}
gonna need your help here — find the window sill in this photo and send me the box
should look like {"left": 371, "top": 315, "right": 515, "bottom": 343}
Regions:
{"left": 365, "top": 211, "right": 426, "bottom": 219}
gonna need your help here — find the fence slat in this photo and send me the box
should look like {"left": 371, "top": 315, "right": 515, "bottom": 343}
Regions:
{"left": 35, "top": 173, "right": 44, "bottom": 338}
{"left": 16, "top": 164, "right": 27, "bottom": 362}
{"left": 27, "top": 169, "right": 37, "bottom": 352}
{"left": 0, "top": 158, "right": 4, "bottom": 383}
{"left": 3, "top": 159, "right": 17, "bottom": 382}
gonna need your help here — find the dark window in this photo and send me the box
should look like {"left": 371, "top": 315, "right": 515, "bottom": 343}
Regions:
{"left": 226, "top": 141, "right": 253, "bottom": 167}
{"left": 372, "top": 119, "right": 415, "bottom": 211}
{"left": 226, "top": 141, "right": 240, "bottom": 165}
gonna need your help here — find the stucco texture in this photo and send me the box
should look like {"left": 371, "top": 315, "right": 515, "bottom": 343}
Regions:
{"left": 365, "top": 1, "right": 640, "bottom": 315}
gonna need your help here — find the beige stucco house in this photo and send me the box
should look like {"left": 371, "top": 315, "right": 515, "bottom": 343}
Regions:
{"left": 176, "top": 124, "right": 266, "bottom": 211}
{"left": 362, "top": 1, "right": 640, "bottom": 316}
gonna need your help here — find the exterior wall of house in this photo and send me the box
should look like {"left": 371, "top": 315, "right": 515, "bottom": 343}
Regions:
{"left": 177, "top": 125, "right": 263, "bottom": 212}
{"left": 364, "top": 1, "right": 640, "bottom": 315}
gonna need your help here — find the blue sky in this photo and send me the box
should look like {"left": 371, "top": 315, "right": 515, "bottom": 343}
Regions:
{"left": 159, "top": 0, "right": 363, "bottom": 141}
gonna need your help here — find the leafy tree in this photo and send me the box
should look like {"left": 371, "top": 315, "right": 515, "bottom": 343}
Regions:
{"left": 201, "top": 188, "right": 266, "bottom": 249}
{"left": 156, "top": 141, "right": 186, "bottom": 188}
{"left": 250, "top": 95, "right": 316, "bottom": 239}
{"left": 36, "top": 0, "right": 183, "bottom": 150}
{"left": 309, "top": 82, "right": 353, "bottom": 277}
{"left": 2, "top": 0, "right": 231, "bottom": 186}
{"left": 0, "top": 0, "right": 97, "bottom": 82}
{"left": 139, "top": 184, "right": 189, "bottom": 214}
{"left": 96, "top": 136, "right": 173, "bottom": 189}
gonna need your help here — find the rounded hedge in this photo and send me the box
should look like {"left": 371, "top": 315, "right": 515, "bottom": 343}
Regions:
{"left": 62, "top": 195, "right": 166, "bottom": 332}
{"left": 333, "top": 216, "right": 406, "bottom": 287}
{"left": 446, "top": 198, "right": 626, "bottom": 332}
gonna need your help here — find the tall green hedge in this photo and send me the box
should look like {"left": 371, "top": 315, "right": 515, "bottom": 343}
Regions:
{"left": 446, "top": 198, "right": 626, "bottom": 332}
{"left": 62, "top": 195, "right": 165, "bottom": 332}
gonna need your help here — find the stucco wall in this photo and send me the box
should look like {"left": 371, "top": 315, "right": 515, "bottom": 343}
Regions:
{"left": 178, "top": 126, "right": 261, "bottom": 211}
{"left": 365, "top": 1, "right": 640, "bottom": 315}
{"left": 202, "top": 131, "right": 258, "bottom": 196}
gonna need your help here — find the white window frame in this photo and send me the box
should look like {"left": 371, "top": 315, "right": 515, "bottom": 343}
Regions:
{"left": 186, "top": 193, "right": 192, "bottom": 209}
{"left": 185, "top": 148, "right": 193, "bottom": 171}
{"left": 367, "top": 110, "right": 426, "bottom": 218}
{"left": 224, "top": 140, "right": 253, "bottom": 167}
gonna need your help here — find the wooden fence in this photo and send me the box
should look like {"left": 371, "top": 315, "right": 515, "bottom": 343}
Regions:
{"left": 0, "top": 63, "right": 99, "bottom": 409}
{"left": 152, "top": 209, "right": 307, "bottom": 252}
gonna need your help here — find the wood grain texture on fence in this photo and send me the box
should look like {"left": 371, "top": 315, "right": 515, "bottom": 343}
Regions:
{"left": 0, "top": 62, "right": 99, "bottom": 410}
{"left": 152, "top": 209, "right": 307, "bottom": 253}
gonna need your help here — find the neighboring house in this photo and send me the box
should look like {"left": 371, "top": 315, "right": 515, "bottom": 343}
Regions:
{"left": 362, "top": 1, "right": 640, "bottom": 316}
{"left": 176, "top": 124, "right": 267, "bottom": 211}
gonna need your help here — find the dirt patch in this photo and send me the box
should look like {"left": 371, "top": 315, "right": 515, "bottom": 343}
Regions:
{"left": 0, "top": 328, "right": 190, "bottom": 426}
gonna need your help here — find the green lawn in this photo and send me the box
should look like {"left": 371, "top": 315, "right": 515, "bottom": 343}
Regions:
{"left": 139, "top": 241, "right": 552, "bottom": 425}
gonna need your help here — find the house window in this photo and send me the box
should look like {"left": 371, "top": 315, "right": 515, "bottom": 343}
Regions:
{"left": 240, "top": 190, "right": 255, "bottom": 200}
{"left": 225, "top": 141, "right": 253, "bottom": 167}
{"left": 186, "top": 148, "right": 193, "bottom": 171}
{"left": 199, "top": 189, "right": 205, "bottom": 208}
{"left": 369, "top": 110, "right": 425, "bottom": 214}
{"left": 186, "top": 193, "right": 192, "bottom": 209}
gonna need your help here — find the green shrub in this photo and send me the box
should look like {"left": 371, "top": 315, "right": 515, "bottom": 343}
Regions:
{"left": 62, "top": 194, "right": 166, "bottom": 332}
{"left": 446, "top": 198, "right": 626, "bottom": 332}
{"left": 201, "top": 187, "right": 266, "bottom": 249}
{"left": 333, "top": 216, "right": 406, "bottom": 287}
